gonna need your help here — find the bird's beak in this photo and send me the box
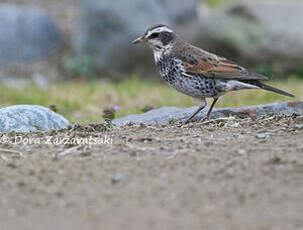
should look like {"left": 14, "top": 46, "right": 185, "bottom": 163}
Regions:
{"left": 132, "top": 36, "right": 146, "bottom": 44}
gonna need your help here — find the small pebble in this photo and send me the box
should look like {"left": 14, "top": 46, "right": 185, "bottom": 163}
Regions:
{"left": 237, "top": 149, "right": 247, "bottom": 155}
{"left": 256, "top": 133, "right": 267, "bottom": 139}
{"left": 225, "top": 122, "right": 240, "bottom": 128}
{"left": 139, "top": 123, "right": 147, "bottom": 128}
{"left": 111, "top": 174, "right": 126, "bottom": 184}
{"left": 80, "top": 151, "right": 91, "bottom": 157}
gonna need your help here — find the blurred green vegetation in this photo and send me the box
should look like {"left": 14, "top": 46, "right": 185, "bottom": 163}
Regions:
{"left": 0, "top": 76, "right": 301, "bottom": 123}
{"left": 204, "top": 0, "right": 251, "bottom": 7}
{"left": 205, "top": 0, "right": 230, "bottom": 7}
{"left": 63, "top": 55, "right": 97, "bottom": 79}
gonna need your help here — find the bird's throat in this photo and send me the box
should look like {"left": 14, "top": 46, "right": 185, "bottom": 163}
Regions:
{"left": 153, "top": 50, "right": 163, "bottom": 64}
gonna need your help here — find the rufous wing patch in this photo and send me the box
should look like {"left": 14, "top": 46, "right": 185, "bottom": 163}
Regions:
{"left": 180, "top": 52, "right": 266, "bottom": 80}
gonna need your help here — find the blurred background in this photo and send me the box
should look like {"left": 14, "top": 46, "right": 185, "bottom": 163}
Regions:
{"left": 0, "top": 0, "right": 302, "bottom": 122}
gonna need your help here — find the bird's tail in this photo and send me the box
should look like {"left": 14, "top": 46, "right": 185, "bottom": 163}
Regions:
{"left": 256, "top": 82, "right": 294, "bottom": 98}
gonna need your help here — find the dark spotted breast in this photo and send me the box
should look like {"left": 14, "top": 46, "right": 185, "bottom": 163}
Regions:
{"left": 157, "top": 55, "right": 220, "bottom": 98}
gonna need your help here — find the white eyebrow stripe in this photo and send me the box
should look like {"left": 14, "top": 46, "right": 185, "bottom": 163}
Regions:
{"left": 146, "top": 27, "right": 173, "bottom": 37}
{"left": 153, "top": 27, "right": 173, "bottom": 33}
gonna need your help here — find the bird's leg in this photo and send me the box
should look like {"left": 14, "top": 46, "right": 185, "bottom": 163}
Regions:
{"left": 206, "top": 98, "right": 219, "bottom": 118}
{"left": 185, "top": 99, "right": 206, "bottom": 124}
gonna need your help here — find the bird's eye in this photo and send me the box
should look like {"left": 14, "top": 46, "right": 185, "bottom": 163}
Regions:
{"left": 149, "top": 32, "right": 160, "bottom": 39}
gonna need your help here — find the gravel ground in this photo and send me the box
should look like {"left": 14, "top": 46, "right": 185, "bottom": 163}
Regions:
{"left": 0, "top": 115, "right": 303, "bottom": 230}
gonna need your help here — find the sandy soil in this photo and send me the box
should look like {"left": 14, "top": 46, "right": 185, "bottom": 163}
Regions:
{"left": 0, "top": 115, "right": 303, "bottom": 230}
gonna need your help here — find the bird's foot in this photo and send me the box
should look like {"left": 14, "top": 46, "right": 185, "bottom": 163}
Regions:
{"left": 184, "top": 115, "right": 210, "bottom": 125}
{"left": 184, "top": 117, "right": 195, "bottom": 124}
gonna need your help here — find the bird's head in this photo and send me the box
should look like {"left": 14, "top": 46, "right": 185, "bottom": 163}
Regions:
{"left": 132, "top": 24, "right": 177, "bottom": 51}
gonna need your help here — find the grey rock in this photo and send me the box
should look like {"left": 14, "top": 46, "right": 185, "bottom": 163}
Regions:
{"left": 193, "top": 1, "right": 303, "bottom": 71}
{"left": 0, "top": 4, "right": 62, "bottom": 64}
{"left": 112, "top": 101, "right": 303, "bottom": 126}
{"left": 0, "top": 105, "right": 70, "bottom": 133}
{"left": 76, "top": 0, "right": 197, "bottom": 77}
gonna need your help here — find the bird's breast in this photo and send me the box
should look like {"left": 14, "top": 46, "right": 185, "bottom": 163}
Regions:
{"left": 157, "top": 58, "right": 221, "bottom": 98}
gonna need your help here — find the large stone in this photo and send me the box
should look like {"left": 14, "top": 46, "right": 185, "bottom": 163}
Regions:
{"left": 76, "top": 0, "right": 198, "bottom": 77}
{"left": 113, "top": 101, "right": 303, "bottom": 126}
{"left": 0, "top": 105, "right": 70, "bottom": 133}
{"left": 193, "top": 1, "right": 303, "bottom": 71}
{"left": 0, "top": 4, "right": 62, "bottom": 64}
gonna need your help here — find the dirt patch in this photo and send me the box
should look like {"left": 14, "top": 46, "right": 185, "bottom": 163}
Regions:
{"left": 0, "top": 115, "right": 303, "bottom": 230}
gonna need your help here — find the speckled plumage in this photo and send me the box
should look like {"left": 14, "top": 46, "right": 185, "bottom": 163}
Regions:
{"left": 133, "top": 24, "right": 294, "bottom": 123}
{"left": 157, "top": 55, "right": 220, "bottom": 98}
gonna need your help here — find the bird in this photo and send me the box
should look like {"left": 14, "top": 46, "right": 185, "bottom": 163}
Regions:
{"left": 132, "top": 24, "right": 294, "bottom": 124}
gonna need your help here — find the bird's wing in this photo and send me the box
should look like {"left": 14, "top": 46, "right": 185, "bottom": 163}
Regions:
{"left": 177, "top": 45, "right": 268, "bottom": 80}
